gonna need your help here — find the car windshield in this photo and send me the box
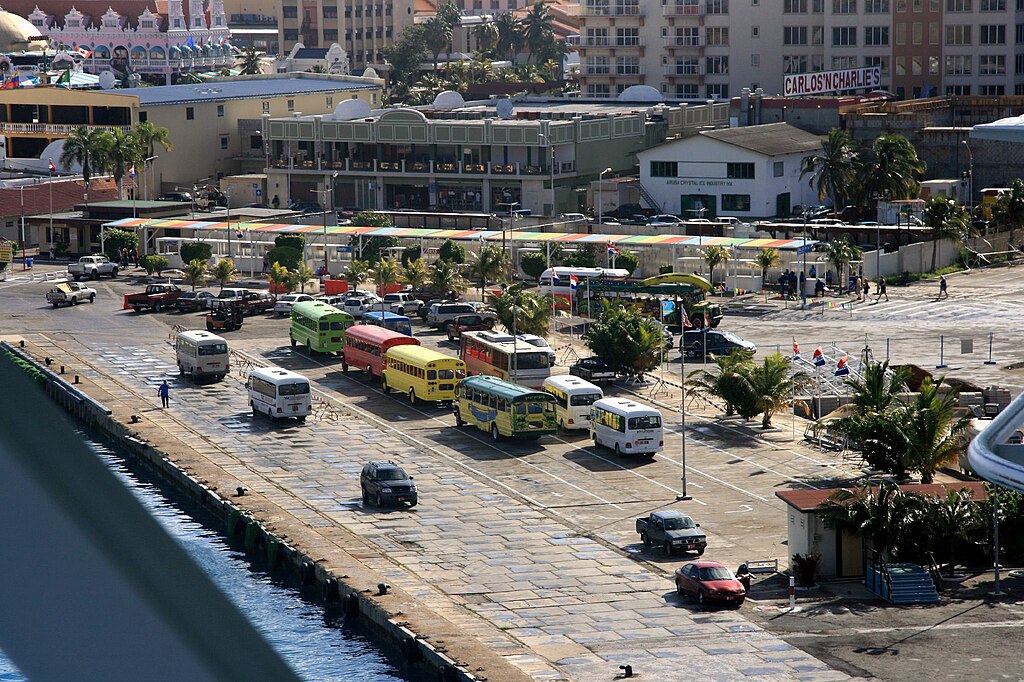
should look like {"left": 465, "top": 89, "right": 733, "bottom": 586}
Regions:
{"left": 699, "top": 566, "right": 734, "bottom": 581}
{"left": 570, "top": 393, "right": 601, "bottom": 407}
{"left": 344, "top": 299, "right": 362, "bottom": 305}
{"left": 628, "top": 415, "right": 662, "bottom": 430}
{"left": 721, "top": 332, "right": 744, "bottom": 344}
{"left": 198, "top": 343, "right": 228, "bottom": 355}
{"left": 377, "top": 468, "right": 408, "bottom": 481}
{"left": 663, "top": 516, "right": 694, "bottom": 530}
{"left": 279, "top": 382, "right": 310, "bottom": 396}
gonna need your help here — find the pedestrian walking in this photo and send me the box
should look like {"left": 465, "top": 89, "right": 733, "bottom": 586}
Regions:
{"left": 875, "top": 276, "right": 888, "bottom": 302}
{"left": 271, "top": 194, "right": 281, "bottom": 210}
{"left": 158, "top": 380, "right": 170, "bottom": 408}
{"left": 938, "top": 275, "right": 948, "bottom": 299}
{"left": 862, "top": 278, "right": 870, "bottom": 301}
{"left": 855, "top": 275, "right": 863, "bottom": 301}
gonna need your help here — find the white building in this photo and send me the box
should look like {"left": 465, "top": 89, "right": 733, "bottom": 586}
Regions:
{"left": 636, "top": 122, "right": 822, "bottom": 220}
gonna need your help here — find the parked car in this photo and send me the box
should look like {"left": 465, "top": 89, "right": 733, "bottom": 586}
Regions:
{"left": 418, "top": 298, "right": 452, "bottom": 321}
{"left": 446, "top": 314, "right": 496, "bottom": 341}
{"left": 156, "top": 192, "right": 193, "bottom": 203}
{"left": 560, "top": 212, "right": 587, "bottom": 223}
{"left": 594, "top": 216, "right": 622, "bottom": 226}
{"left": 314, "top": 294, "right": 348, "bottom": 307}
{"left": 344, "top": 294, "right": 383, "bottom": 318}
{"left": 569, "top": 357, "right": 616, "bottom": 385}
{"left": 360, "top": 460, "right": 418, "bottom": 508}
{"left": 274, "top": 293, "right": 314, "bottom": 316}
{"left": 125, "top": 284, "right": 183, "bottom": 312}
{"left": 241, "top": 291, "right": 277, "bottom": 315}
{"left": 69, "top": 255, "right": 118, "bottom": 280}
{"left": 216, "top": 288, "right": 250, "bottom": 302}
{"left": 175, "top": 290, "right": 216, "bottom": 312}
{"left": 636, "top": 510, "right": 706, "bottom": 556}
{"left": 674, "top": 561, "right": 746, "bottom": 608}
{"left": 647, "top": 214, "right": 684, "bottom": 226}
{"left": 46, "top": 281, "right": 97, "bottom": 307}
{"left": 681, "top": 330, "right": 756, "bottom": 359}
{"left": 426, "top": 302, "right": 478, "bottom": 328}
{"left": 381, "top": 291, "right": 424, "bottom": 316}
{"left": 606, "top": 203, "right": 652, "bottom": 220}
{"left": 288, "top": 201, "right": 323, "bottom": 214}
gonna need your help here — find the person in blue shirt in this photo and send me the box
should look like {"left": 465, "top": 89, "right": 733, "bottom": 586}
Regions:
{"left": 158, "top": 380, "right": 170, "bottom": 408}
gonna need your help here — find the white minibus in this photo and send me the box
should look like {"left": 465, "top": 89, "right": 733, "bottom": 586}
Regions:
{"left": 542, "top": 375, "right": 603, "bottom": 431}
{"left": 590, "top": 397, "right": 664, "bottom": 456}
{"left": 247, "top": 367, "right": 312, "bottom": 421}
{"left": 174, "top": 330, "right": 229, "bottom": 380}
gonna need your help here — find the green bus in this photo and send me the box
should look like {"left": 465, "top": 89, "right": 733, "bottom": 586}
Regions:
{"left": 453, "top": 374, "right": 556, "bottom": 441}
{"left": 290, "top": 300, "right": 354, "bottom": 355}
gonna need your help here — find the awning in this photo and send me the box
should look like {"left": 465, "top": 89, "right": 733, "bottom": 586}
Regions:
{"left": 971, "top": 115, "right": 1024, "bottom": 142}
{"left": 105, "top": 217, "right": 818, "bottom": 251}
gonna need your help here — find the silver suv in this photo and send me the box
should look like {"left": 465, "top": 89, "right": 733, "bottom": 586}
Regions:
{"left": 426, "top": 302, "right": 479, "bottom": 328}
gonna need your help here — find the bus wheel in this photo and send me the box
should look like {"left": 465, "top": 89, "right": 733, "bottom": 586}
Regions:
{"left": 382, "top": 377, "right": 391, "bottom": 394}
{"left": 178, "top": 364, "right": 184, "bottom": 376}
{"left": 290, "top": 336, "right": 296, "bottom": 347}
{"left": 614, "top": 443, "right": 622, "bottom": 457}
{"left": 491, "top": 423, "right": 500, "bottom": 441}
{"left": 251, "top": 402, "right": 258, "bottom": 418}
{"left": 306, "top": 340, "right": 312, "bottom": 354}
{"left": 408, "top": 388, "right": 416, "bottom": 404}
{"left": 559, "top": 419, "right": 566, "bottom": 432}
{"left": 341, "top": 360, "right": 349, "bottom": 373}
{"left": 454, "top": 410, "right": 464, "bottom": 427}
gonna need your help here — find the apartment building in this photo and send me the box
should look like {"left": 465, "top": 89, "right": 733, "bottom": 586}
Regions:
{"left": 572, "top": 0, "right": 1023, "bottom": 100}
{"left": 277, "top": 0, "right": 415, "bottom": 70}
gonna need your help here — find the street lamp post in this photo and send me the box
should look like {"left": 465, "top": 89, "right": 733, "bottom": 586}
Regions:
{"left": 597, "top": 167, "right": 612, "bottom": 221}
{"left": 539, "top": 133, "right": 556, "bottom": 217}
{"left": 313, "top": 172, "right": 339, "bottom": 276}
{"left": 496, "top": 199, "right": 519, "bottom": 282}
{"left": 962, "top": 140, "right": 973, "bottom": 215}
{"left": 677, "top": 348, "right": 691, "bottom": 501}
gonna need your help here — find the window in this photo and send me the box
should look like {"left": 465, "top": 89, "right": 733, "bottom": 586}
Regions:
{"left": 220, "top": 136, "right": 228, "bottom": 150}
{"left": 784, "top": 26, "right": 808, "bottom": 44}
{"left": 833, "top": 56, "right": 858, "bottom": 68}
{"left": 751, "top": 53, "right": 760, "bottom": 66}
{"left": 895, "top": 55, "right": 906, "bottom": 75}
{"left": 1018, "top": 53, "right": 1024, "bottom": 72}
{"left": 832, "top": 0, "right": 856, "bottom": 12}
{"left": 947, "top": 84, "right": 971, "bottom": 95}
{"left": 912, "top": 55, "right": 923, "bottom": 74}
{"left": 864, "top": 55, "right": 889, "bottom": 74}
{"left": 980, "top": 54, "right": 1006, "bottom": 74}
{"left": 752, "top": 25, "right": 760, "bottom": 37}
{"left": 981, "top": 0, "right": 1005, "bottom": 9}
{"left": 284, "top": 29, "right": 299, "bottom": 41}
{"left": 784, "top": 0, "right": 807, "bottom": 11}
{"left": 283, "top": 5, "right": 298, "bottom": 17}
{"left": 930, "top": 55, "right": 939, "bottom": 73}
{"left": 186, "top": 107, "right": 194, "bottom": 120}
{"left": 651, "top": 161, "right": 678, "bottom": 177}
{"left": 677, "top": 84, "right": 700, "bottom": 98}
{"left": 587, "top": 83, "right": 611, "bottom": 97}
{"left": 139, "top": 111, "right": 148, "bottom": 122}
{"left": 865, "top": 26, "right": 889, "bottom": 44}
{"left": 706, "top": 0, "right": 729, "bottom": 13}
{"left": 945, "top": 54, "right": 971, "bottom": 74}
{"left": 323, "top": 6, "right": 337, "bottom": 17}
{"left": 980, "top": 85, "right": 1006, "bottom": 95}
{"left": 216, "top": 104, "right": 224, "bottom": 117}
{"left": 287, "top": 99, "right": 295, "bottom": 111}
{"left": 706, "top": 84, "right": 729, "bottom": 98}
{"left": 773, "top": 161, "right": 784, "bottom": 177}
{"left": 721, "top": 194, "right": 751, "bottom": 211}
{"left": 616, "top": 27, "right": 639, "bottom": 45}
{"left": 813, "top": 0, "right": 824, "bottom": 10}
{"left": 326, "top": 96, "right": 333, "bottom": 108}
{"left": 946, "top": 25, "right": 971, "bottom": 45}
{"left": 812, "top": 54, "right": 825, "bottom": 70}
{"left": 262, "top": 101, "right": 270, "bottom": 113}
{"left": 865, "top": 0, "right": 889, "bottom": 11}
{"left": 832, "top": 26, "right": 856, "bottom": 45}
{"left": 812, "top": 26, "right": 824, "bottom": 44}
{"left": 706, "top": 27, "right": 729, "bottom": 45}
{"left": 946, "top": 0, "right": 971, "bottom": 9}
{"left": 727, "top": 162, "right": 754, "bottom": 179}
{"left": 784, "top": 55, "right": 808, "bottom": 73}
{"left": 324, "top": 29, "right": 338, "bottom": 40}
{"left": 896, "top": 23, "right": 906, "bottom": 44}
{"left": 912, "top": 22, "right": 922, "bottom": 44}
{"left": 1017, "top": 23, "right": 1024, "bottom": 44}
{"left": 615, "top": 56, "right": 640, "bottom": 74}
{"left": 980, "top": 25, "right": 1006, "bottom": 44}
{"left": 706, "top": 55, "right": 729, "bottom": 73}
{"left": 586, "top": 56, "right": 610, "bottom": 73}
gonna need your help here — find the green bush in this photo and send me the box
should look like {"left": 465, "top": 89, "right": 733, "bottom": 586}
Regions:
{"left": 616, "top": 251, "right": 640, "bottom": 276}
{"left": 438, "top": 239, "right": 465, "bottom": 264}
{"left": 140, "top": 254, "right": 170, "bottom": 276}
{"left": 659, "top": 264, "right": 674, "bottom": 275}
{"left": 401, "top": 244, "right": 422, "bottom": 267}
{"left": 351, "top": 211, "right": 394, "bottom": 227}
{"left": 102, "top": 228, "right": 138, "bottom": 261}
{"left": 179, "top": 241, "right": 212, "bottom": 264}
{"left": 562, "top": 245, "right": 597, "bottom": 268}
{"left": 266, "top": 246, "right": 302, "bottom": 271}
{"left": 274, "top": 234, "right": 305, "bottom": 252}
{"left": 520, "top": 252, "right": 547, "bottom": 280}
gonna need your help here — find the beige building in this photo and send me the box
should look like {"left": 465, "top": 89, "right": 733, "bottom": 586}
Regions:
{"left": 0, "top": 73, "right": 383, "bottom": 195}
{"left": 572, "top": 0, "right": 1023, "bottom": 100}
{"left": 276, "top": 0, "right": 416, "bottom": 69}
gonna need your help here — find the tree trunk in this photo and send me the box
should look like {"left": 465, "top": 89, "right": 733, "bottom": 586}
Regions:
{"left": 761, "top": 412, "right": 771, "bottom": 429}
{"left": 931, "top": 237, "right": 938, "bottom": 273}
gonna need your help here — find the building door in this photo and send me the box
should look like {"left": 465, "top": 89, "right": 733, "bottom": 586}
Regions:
{"left": 837, "top": 529, "right": 864, "bottom": 577}
{"left": 775, "top": 192, "right": 791, "bottom": 219}
{"left": 680, "top": 194, "right": 717, "bottom": 220}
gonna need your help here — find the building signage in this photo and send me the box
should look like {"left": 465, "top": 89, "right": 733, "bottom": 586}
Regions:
{"left": 666, "top": 179, "right": 735, "bottom": 188}
{"left": 784, "top": 67, "right": 881, "bottom": 97}
{"left": 0, "top": 242, "right": 12, "bottom": 263}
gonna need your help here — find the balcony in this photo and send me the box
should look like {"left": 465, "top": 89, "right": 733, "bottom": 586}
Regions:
{"left": 664, "top": 63, "right": 705, "bottom": 77}
{"left": 270, "top": 158, "right": 577, "bottom": 177}
{"left": 579, "top": 66, "right": 646, "bottom": 77}
{"left": 568, "top": 2, "right": 643, "bottom": 16}
{"left": 576, "top": 36, "right": 644, "bottom": 48}
{"left": 663, "top": 35, "right": 705, "bottom": 49}
{"left": 663, "top": 2, "right": 705, "bottom": 15}
{"left": 0, "top": 122, "right": 133, "bottom": 136}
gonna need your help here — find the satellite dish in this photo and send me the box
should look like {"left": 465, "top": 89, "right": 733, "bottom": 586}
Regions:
{"left": 617, "top": 85, "right": 663, "bottom": 103}
{"left": 433, "top": 90, "right": 465, "bottom": 110}
{"left": 332, "top": 98, "right": 372, "bottom": 121}
{"left": 495, "top": 99, "right": 513, "bottom": 120}
{"left": 98, "top": 71, "right": 117, "bottom": 89}
{"left": 362, "top": 66, "right": 378, "bottom": 79}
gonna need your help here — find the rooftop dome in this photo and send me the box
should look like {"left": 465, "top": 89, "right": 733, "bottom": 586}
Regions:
{"left": 0, "top": 11, "right": 48, "bottom": 52}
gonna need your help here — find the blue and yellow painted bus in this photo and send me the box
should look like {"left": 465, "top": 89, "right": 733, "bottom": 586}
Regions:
{"left": 453, "top": 374, "right": 557, "bottom": 441}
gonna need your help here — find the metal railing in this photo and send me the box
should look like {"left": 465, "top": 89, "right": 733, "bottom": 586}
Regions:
{"left": 0, "top": 122, "right": 133, "bottom": 136}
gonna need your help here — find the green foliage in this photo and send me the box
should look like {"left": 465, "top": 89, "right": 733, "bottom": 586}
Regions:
{"left": 520, "top": 251, "right": 547, "bottom": 279}
{"left": 383, "top": 24, "right": 429, "bottom": 94}
{"left": 140, "top": 254, "right": 169, "bottom": 276}
{"left": 274, "top": 234, "right": 305, "bottom": 252}
{"left": 179, "top": 241, "right": 212, "bottom": 264}
{"left": 238, "top": 45, "right": 263, "bottom": 75}
{"left": 266, "top": 246, "right": 302, "bottom": 272}
{"left": 820, "top": 480, "right": 927, "bottom": 559}
{"left": 991, "top": 178, "right": 1024, "bottom": 243}
{"left": 370, "top": 258, "right": 402, "bottom": 295}
{"left": 791, "top": 553, "right": 821, "bottom": 587}
{"left": 212, "top": 258, "right": 236, "bottom": 288}
{"left": 800, "top": 127, "right": 859, "bottom": 210}
{"left": 844, "top": 360, "right": 910, "bottom": 414}
{"left": 747, "top": 353, "right": 805, "bottom": 429}
{"left": 864, "top": 133, "right": 927, "bottom": 201}
{"left": 359, "top": 236, "right": 399, "bottom": 263}
{"left": 754, "top": 248, "right": 780, "bottom": 282}
{"left": 401, "top": 244, "right": 421, "bottom": 267}
{"left": 429, "top": 259, "right": 467, "bottom": 293}
{"left": 922, "top": 195, "right": 969, "bottom": 272}
{"left": 659, "top": 264, "right": 674, "bottom": 275}
{"left": 268, "top": 262, "right": 293, "bottom": 292}
{"left": 702, "top": 246, "right": 730, "bottom": 285}
{"left": 687, "top": 349, "right": 757, "bottom": 419}
{"left": 402, "top": 257, "right": 431, "bottom": 291}
{"left": 438, "top": 239, "right": 466, "bottom": 264}
{"left": 467, "top": 244, "right": 508, "bottom": 290}
{"left": 352, "top": 211, "right": 394, "bottom": 228}
{"left": 561, "top": 245, "right": 597, "bottom": 268}
{"left": 488, "top": 282, "right": 553, "bottom": 337}
{"left": 345, "top": 259, "right": 370, "bottom": 287}
{"left": 981, "top": 487, "right": 1024, "bottom": 563}
{"left": 615, "top": 251, "right": 640, "bottom": 276}
{"left": 101, "top": 228, "right": 137, "bottom": 261}
{"left": 292, "top": 264, "right": 316, "bottom": 293}
{"left": 820, "top": 237, "right": 861, "bottom": 294}
{"left": 583, "top": 302, "right": 665, "bottom": 379}
{"left": 183, "top": 259, "right": 207, "bottom": 290}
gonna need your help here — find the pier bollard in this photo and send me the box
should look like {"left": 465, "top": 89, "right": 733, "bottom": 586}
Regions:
{"left": 59, "top": 365, "right": 65, "bottom": 374}
{"left": 74, "top": 375, "right": 80, "bottom": 384}
{"left": 300, "top": 560, "right": 316, "bottom": 586}
{"left": 323, "top": 577, "right": 340, "bottom": 603}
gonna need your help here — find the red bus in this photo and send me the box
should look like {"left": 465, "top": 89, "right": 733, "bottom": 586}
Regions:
{"left": 342, "top": 324, "right": 420, "bottom": 379}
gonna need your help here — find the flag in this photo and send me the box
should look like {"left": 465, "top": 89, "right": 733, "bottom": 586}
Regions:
{"left": 835, "top": 355, "right": 849, "bottom": 376}
{"left": 607, "top": 245, "right": 620, "bottom": 255}
{"left": 812, "top": 346, "right": 825, "bottom": 366}
{"left": 792, "top": 338, "right": 800, "bottom": 356}
{"left": 551, "top": 269, "right": 561, "bottom": 285}
{"left": 76, "top": 46, "right": 92, "bottom": 59}
{"left": 569, "top": 275, "right": 578, "bottom": 290}
{"left": 5, "top": 73, "right": 20, "bottom": 89}
{"left": 56, "top": 69, "right": 71, "bottom": 87}
{"left": 48, "top": 160, "right": 56, "bottom": 173}
{"left": 128, "top": 165, "right": 136, "bottom": 178}
{"left": 187, "top": 34, "right": 196, "bottom": 50}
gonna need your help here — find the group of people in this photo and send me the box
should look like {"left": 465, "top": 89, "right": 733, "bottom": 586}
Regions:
{"left": 853, "top": 274, "right": 889, "bottom": 303}
{"left": 118, "top": 248, "right": 140, "bottom": 268}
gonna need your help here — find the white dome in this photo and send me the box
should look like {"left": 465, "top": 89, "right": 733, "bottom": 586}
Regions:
{"left": 361, "top": 66, "right": 379, "bottom": 79}
{"left": 332, "top": 98, "right": 372, "bottom": 120}
{"left": 617, "top": 85, "right": 663, "bottom": 103}
{"left": 432, "top": 90, "right": 465, "bottom": 110}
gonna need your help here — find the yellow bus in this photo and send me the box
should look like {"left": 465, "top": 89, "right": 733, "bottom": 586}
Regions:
{"left": 290, "top": 300, "right": 355, "bottom": 355}
{"left": 381, "top": 345, "right": 466, "bottom": 404}
{"left": 453, "top": 374, "right": 557, "bottom": 441}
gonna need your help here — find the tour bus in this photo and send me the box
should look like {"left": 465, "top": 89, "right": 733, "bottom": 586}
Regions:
{"left": 289, "top": 300, "right": 355, "bottom": 355}
{"left": 381, "top": 345, "right": 466, "bottom": 404}
{"left": 247, "top": 366, "right": 312, "bottom": 421}
{"left": 453, "top": 374, "right": 557, "bottom": 441}
{"left": 342, "top": 324, "right": 420, "bottom": 378}
{"left": 590, "top": 397, "right": 664, "bottom": 456}
{"left": 363, "top": 311, "right": 414, "bottom": 336}
{"left": 459, "top": 330, "right": 551, "bottom": 389}
{"left": 542, "top": 374, "right": 604, "bottom": 431}
{"left": 174, "top": 330, "right": 229, "bottom": 380}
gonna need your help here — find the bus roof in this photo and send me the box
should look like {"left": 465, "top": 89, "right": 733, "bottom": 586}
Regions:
{"left": 363, "top": 311, "right": 410, "bottom": 321}
{"left": 594, "top": 397, "right": 661, "bottom": 415}
{"left": 177, "top": 330, "right": 227, "bottom": 344}
{"left": 540, "top": 267, "right": 630, "bottom": 279}
{"left": 461, "top": 374, "right": 550, "bottom": 400}
{"left": 386, "top": 344, "right": 464, "bottom": 366}
{"left": 543, "top": 375, "right": 602, "bottom": 393}
{"left": 250, "top": 366, "right": 309, "bottom": 383}
{"left": 462, "top": 331, "right": 550, "bottom": 355}
{"left": 345, "top": 324, "right": 420, "bottom": 347}
{"left": 291, "top": 300, "right": 353, "bottom": 320}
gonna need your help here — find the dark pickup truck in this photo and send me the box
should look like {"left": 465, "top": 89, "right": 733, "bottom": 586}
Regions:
{"left": 446, "top": 314, "right": 496, "bottom": 342}
{"left": 568, "top": 357, "right": 617, "bottom": 385}
{"left": 125, "top": 284, "right": 183, "bottom": 312}
{"left": 240, "top": 291, "right": 276, "bottom": 315}
{"left": 636, "top": 510, "right": 707, "bottom": 556}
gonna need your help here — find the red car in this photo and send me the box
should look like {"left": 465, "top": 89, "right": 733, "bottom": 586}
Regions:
{"left": 674, "top": 561, "right": 746, "bottom": 608}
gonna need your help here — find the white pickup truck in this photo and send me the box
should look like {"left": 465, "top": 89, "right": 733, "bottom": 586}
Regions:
{"left": 69, "top": 255, "right": 119, "bottom": 280}
{"left": 46, "top": 281, "right": 97, "bottom": 307}
{"left": 381, "top": 291, "right": 424, "bottom": 316}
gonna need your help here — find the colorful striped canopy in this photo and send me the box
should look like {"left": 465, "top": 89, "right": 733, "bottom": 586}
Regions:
{"left": 105, "top": 217, "right": 816, "bottom": 251}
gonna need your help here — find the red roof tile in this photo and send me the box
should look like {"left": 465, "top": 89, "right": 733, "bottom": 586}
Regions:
{"left": 0, "top": 177, "right": 126, "bottom": 218}
{"left": 776, "top": 481, "right": 988, "bottom": 512}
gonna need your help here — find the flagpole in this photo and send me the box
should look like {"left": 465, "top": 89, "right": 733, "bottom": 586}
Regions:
{"left": 48, "top": 160, "right": 53, "bottom": 256}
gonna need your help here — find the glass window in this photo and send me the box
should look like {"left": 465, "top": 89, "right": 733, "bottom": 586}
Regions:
{"left": 726, "top": 162, "right": 754, "bottom": 179}
{"left": 650, "top": 161, "right": 678, "bottom": 177}
{"left": 628, "top": 415, "right": 662, "bottom": 429}
{"left": 773, "top": 161, "right": 784, "bottom": 177}
{"left": 783, "top": 26, "right": 808, "bottom": 44}
{"left": 865, "top": 26, "right": 889, "bottom": 45}
{"left": 427, "top": 369, "right": 437, "bottom": 380}
{"left": 980, "top": 25, "right": 1006, "bottom": 44}
{"left": 279, "top": 382, "right": 310, "bottom": 395}
{"left": 832, "top": 26, "right": 857, "bottom": 45}
{"left": 721, "top": 194, "right": 752, "bottom": 211}
{"left": 571, "top": 393, "right": 602, "bottom": 406}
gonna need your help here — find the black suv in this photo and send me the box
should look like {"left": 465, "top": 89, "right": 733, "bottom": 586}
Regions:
{"left": 360, "top": 461, "right": 418, "bottom": 508}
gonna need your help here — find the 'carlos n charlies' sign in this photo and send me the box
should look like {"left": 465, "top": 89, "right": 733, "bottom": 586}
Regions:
{"left": 784, "top": 67, "right": 881, "bottom": 96}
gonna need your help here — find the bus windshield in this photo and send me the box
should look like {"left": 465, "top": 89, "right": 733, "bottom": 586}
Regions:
{"left": 319, "top": 320, "right": 348, "bottom": 331}
{"left": 513, "top": 352, "right": 549, "bottom": 370}
{"left": 438, "top": 369, "right": 463, "bottom": 380}
{"left": 628, "top": 415, "right": 661, "bottom": 430}
{"left": 198, "top": 343, "right": 228, "bottom": 355}
{"left": 279, "top": 382, "right": 310, "bottom": 396}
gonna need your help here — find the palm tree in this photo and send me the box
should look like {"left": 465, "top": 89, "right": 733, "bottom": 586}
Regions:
{"left": 990, "top": 177, "right": 1024, "bottom": 245}
{"left": 429, "top": 259, "right": 467, "bottom": 294}
{"left": 747, "top": 353, "right": 805, "bottom": 429}
{"left": 702, "top": 245, "right": 730, "bottom": 286}
{"left": 59, "top": 126, "right": 110, "bottom": 200}
{"left": 103, "top": 128, "right": 144, "bottom": 200}
{"left": 926, "top": 487, "right": 984, "bottom": 576}
{"left": 922, "top": 195, "right": 968, "bottom": 272}
{"left": 345, "top": 259, "right": 370, "bottom": 288}
{"left": 865, "top": 133, "right": 926, "bottom": 203}
{"left": 132, "top": 121, "right": 172, "bottom": 199}
{"left": 424, "top": 17, "right": 451, "bottom": 74}
{"left": 437, "top": 1, "right": 463, "bottom": 65}
{"left": 183, "top": 258, "right": 207, "bottom": 291}
{"left": 467, "top": 244, "right": 508, "bottom": 293}
{"left": 819, "top": 480, "right": 927, "bottom": 560}
{"left": 268, "top": 262, "right": 293, "bottom": 293}
{"left": 903, "top": 377, "right": 970, "bottom": 484}
{"left": 473, "top": 22, "right": 498, "bottom": 56}
{"left": 843, "top": 360, "right": 910, "bottom": 414}
{"left": 489, "top": 283, "right": 553, "bottom": 336}
{"left": 753, "top": 248, "right": 780, "bottom": 288}
{"left": 521, "top": 2, "right": 555, "bottom": 63}
{"left": 821, "top": 237, "right": 861, "bottom": 294}
{"left": 402, "top": 257, "right": 431, "bottom": 291}
{"left": 293, "top": 263, "right": 316, "bottom": 293}
{"left": 687, "top": 349, "right": 757, "bottom": 418}
{"left": 494, "top": 12, "right": 523, "bottom": 61}
{"left": 177, "top": 72, "right": 204, "bottom": 85}
{"left": 238, "top": 46, "right": 262, "bottom": 75}
{"left": 212, "top": 258, "right": 236, "bottom": 289}
{"left": 369, "top": 258, "right": 402, "bottom": 313}
{"left": 800, "top": 127, "right": 859, "bottom": 212}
